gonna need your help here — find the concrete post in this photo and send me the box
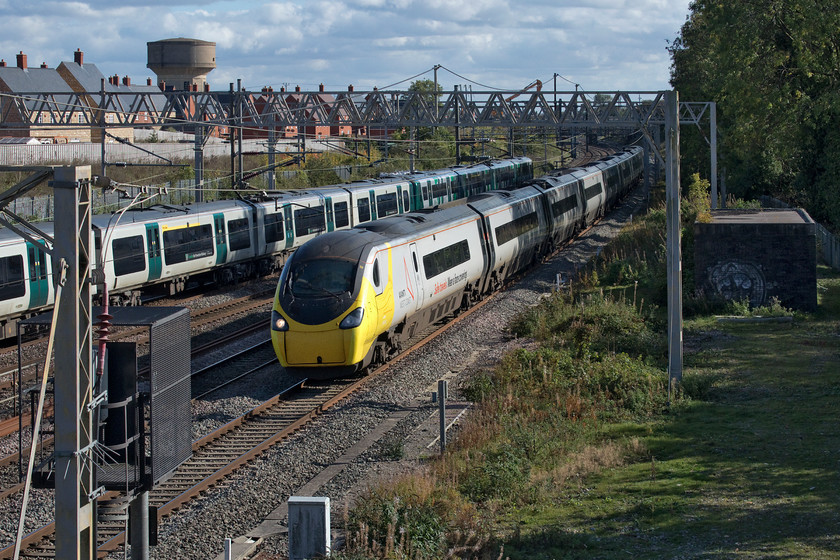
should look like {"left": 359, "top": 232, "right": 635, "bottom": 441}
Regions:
{"left": 438, "top": 379, "right": 448, "bottom": 455}
{"left": 710, "top": 102, "right": 718, "bottom": 210}
{"left": 288, "top": 497, "right": 330, "bottom": 560}
{"left": 665, "top": 91, "right": 683, "bottom": 391}
{"left": 130, "top": 491, "right": 149, "bottom": 560}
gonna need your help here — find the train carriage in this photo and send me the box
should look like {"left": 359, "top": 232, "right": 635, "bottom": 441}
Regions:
{"left": 574, "top": 167, "right": 606, "bottom": 226}
{"left": 0, "top": 228, "right": 54, "bottom": 339}
{"left": 271, "top": 204, "right": 489, "bottom": 377}
{"left": 532, "top": 172, "right": 584, "bottom": 248}
{"left": 467, "top": 187, "right": 551, "bottom": 293}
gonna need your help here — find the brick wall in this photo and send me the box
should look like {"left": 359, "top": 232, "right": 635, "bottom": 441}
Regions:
{"left": 694, "top": 209, "right": 817, "bottom": 312}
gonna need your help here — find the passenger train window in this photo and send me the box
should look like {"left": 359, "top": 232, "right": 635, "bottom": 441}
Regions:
{"left": 0, "top": 255, "right": 25, "bottom": 301}
{"left": 358, "top": 198, "right": 371, "bottom": 223}
{"left": 495, "top": 212, "right": 539, "bottom": 246}
{"left": 423, "top": 239, "right": 470, "bottom": 280}
{"left": 432, "top": 181, "right": 447, "bottom": 199}
{"left": 422, "top": 185, "right": 429, "bottom": 201}
{"left": 163, "top": 224, "right": 214, "bottom": 265}
{"left": 294, "top": 206, "right": 326, "bottom": 237}
{"left": 584, "top": 182, "right": 602, "bottom": 200}
{"left": 112, "top": 235, "right": 146, "bottom": 276}
{"left": 228, "top": 218, "right": 251, "bottom": 251}
{"left": 334, "top": 202, "right": 349, "bottom": 228}
{"left": 551, "top": 194, "right": 578, "bottom": 216}
{"left": 376, "top": 193, "right": 398, "bottom": 217}
{"left": 402, "top": 191, "right": 410, "bottom": 212}
{"left": 264, "top": 213, "right": 284, "bottom": 243}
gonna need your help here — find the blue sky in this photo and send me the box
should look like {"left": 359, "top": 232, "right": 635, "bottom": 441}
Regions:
{"left": 1, "top": 0, "right": 691, "bottom": 92}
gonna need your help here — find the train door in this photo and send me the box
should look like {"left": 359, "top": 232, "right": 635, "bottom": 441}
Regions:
{"left": 368, "top": 190, "right": 378, "bottom": 220}
{"left": 397, "top": 186, "right": 405, "bottom": 214}
{"left": 213, "top": 213, "right": 227, "bottom": 265}
{"left": 409, "top": 243, "right": 424, "bottom": 311}
{"left": 409, "top": 180, "right": 423, "bottom": 211}
{"left": 325, "top": 197, "right": 335, "bottom": 232}
{"left": 26, "top": 243, "right": 49, "bottom": 308}
{"left": 145, "top": 224, "right": 162, "bottom": 281}
{"left": 283, "top": 205, "right": 294, "bottom": 249}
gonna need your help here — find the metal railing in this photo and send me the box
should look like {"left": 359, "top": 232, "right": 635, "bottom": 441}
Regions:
{"left": 760, "top": 195, "right": 839, "bottom": 270}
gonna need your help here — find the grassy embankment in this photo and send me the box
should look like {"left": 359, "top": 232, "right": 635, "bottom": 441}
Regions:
{"left": 337, "top": 177, "right": 840, "bottom": 559}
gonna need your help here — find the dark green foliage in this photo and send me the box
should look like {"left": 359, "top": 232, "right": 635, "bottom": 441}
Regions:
{"left": 670, "top": 0, "right": 840, "bottom": 231}
{"left": 460, "top": 445, "right": 529, "bottom": 502}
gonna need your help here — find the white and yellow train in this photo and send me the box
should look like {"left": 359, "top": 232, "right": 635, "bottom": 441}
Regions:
{"left": 271, "top": 147, "right": 644, "bottom": 378}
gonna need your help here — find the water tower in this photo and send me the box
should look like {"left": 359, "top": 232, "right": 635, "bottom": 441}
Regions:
{"left": 147, "top": 38, "right": 216, "bottom": 91}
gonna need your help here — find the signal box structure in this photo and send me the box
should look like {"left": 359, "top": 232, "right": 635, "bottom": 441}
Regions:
{"left": 24, "top": 306, "right": 191, "bottom": 495}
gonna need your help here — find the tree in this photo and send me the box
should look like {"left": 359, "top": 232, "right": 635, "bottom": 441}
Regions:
{"left": 669, "top": 0, "right": 840, "bottom": 229}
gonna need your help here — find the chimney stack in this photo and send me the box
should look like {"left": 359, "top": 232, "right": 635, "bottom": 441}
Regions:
{"left": 204, "top": 83, "right": 210, "bottom": 92}
{"left": 74, "top": 49, "right": 83, "bottom": 66}
{"left": 295, "top": 85, "right": 301, "bottom": 92}
{"left": 40, "top": 62, "right": 48, "bottom": 69}
{"left": 348, "top": 85, "right": 354, "bottom": 92}
{"left": 147, "top": 77, "right": 152, "bottom": 86}
{"left": 319, "top": 83, "right": 324, "bottom": 92}
{"left": 0, "top": 60, "right": 5, "bottom": 68}
{"left": 123, "top": 76, "right": 131, "bottom": 86}
{"left": 158, "top": 81, "right": 166, "bottom": 91}
{"left": 16, "top": 51, "right": 27, "bottom": 69}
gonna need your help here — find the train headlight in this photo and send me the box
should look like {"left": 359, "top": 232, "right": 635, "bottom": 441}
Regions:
{"left": 339, "top": 307, "right": 364, "bottom": 329}
{"left": 271, "top": 310, "right": 289, "bottom": 332}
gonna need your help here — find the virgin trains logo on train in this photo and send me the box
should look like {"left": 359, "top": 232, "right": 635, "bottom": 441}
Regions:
{"left": 434, "top": 270, "right": 468, "bottom": 295}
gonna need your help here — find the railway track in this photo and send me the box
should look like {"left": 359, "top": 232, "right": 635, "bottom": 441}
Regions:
{"left": 2, "top": 377, "right": 361, "bottom": 559}
{"left": 0, "top": 290, "right": 274, "bottom": 438}
{"left": 0, "top": 322, "right": 275, "bottom": 508}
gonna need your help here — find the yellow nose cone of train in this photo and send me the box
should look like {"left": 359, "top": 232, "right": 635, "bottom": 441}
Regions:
{"left": 271, "top": 281, "right": 380, "bottom": 369}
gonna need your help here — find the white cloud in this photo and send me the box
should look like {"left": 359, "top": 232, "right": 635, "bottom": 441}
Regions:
{"left": 3, "top": 0, "right": 692, "bottom": 91}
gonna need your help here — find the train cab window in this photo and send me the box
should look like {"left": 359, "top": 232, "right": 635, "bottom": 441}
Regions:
{"left": 358, "top": 198, "right": 371, "bottom": 223}
{"left": 264, "top": 213, "right": 284, "bottom": 243}
{"left": 163, "top": 224, "right": 214, "bottom": 265}
{"left": 0, "top": 255, "right": 25, "bottom": 301}
{"left": 294, "top": 206, "right": 326, "bottom": 237}
{"left": 290, "top": 258, "right": 355, "bottom": 296}
{"left": 334, "top": 202, "right": 349, "bottom": 228}
{"left": 372, "top": 259, "right": 381, "bottom": 291}
{"left": 228, "top": 218, "right": 251, "bottom": 251}
{"left": 112, "top": 235, "right": 146, "bottom": 276}
{"left": 376, "top": 193, "right": 398, "bottom": 217}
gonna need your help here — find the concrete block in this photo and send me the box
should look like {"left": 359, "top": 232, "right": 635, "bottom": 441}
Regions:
{"left": 288, "top": 496, "right": 330, "bottom": 559}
